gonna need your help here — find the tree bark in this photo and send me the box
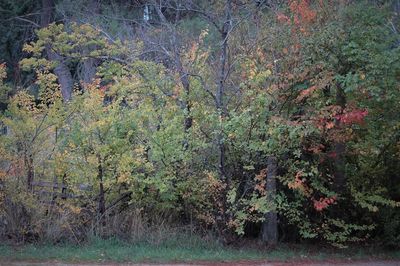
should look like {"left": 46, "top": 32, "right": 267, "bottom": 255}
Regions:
{"left": 334, "top": 82, "right": 346, "bottom": 194}
{"left": 176, "top": 60, "right": 192, "bottom": 150}
{"left": 150, "top": 2, "right": 192, "bottom": 149}
{"left": 216, "top": 0, "right": 232, "bottom": 182}
{"left": 41, "top": 0, "right": 74, "bottom": 102}
{"left": 261, "top": 156, "right": 278, "bottom": 246}
{"left": 82, "top": 54, "right": 98, "bottom": 84}
{"left": 81, "top": 0, "right": 100, "bottom": 84}
{"left": 97, "top": 156, "right": 106, "bottom": 225}
{"left": 97, "top": 155, "right": 106, "bottom": 226}
{"left": 25, "top": 153, "right": 34, "bottom": 191}
{"left": 392, "top": 0, "right": 400, "bottom": 47}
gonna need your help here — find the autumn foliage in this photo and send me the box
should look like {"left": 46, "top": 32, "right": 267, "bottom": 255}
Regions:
{"left": 0, "top": 0, "right": 399, "bottom": 248}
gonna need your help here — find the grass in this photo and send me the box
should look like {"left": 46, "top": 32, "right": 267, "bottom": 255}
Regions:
{"left": 0, "top": 236, "right": 400, "bottom": 264}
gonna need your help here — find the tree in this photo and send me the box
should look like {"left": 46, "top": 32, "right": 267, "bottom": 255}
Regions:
{"left": 1, "top": 0, "right": 400, "bottom": 247}
{"left": 41, "top": 0, "right": 74, "bottom": 101}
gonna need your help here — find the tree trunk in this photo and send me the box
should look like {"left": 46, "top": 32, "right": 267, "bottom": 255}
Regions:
{"left": 261, "top": 156, "right": 278, "bottom": 246}
{"left": 52, "top": 58, "right": 74, "bottom": 101}
{"left": 334, "top": 82, "right": 346, "bottom": 194}
{"left": 216, "top": 0, "right": 232, "bottom": 182}
{"left": 61, "top": 173, "right": 67, "bottom": 200}
{"left": 177, "top": 62, "right": 192, "bottom": 150}
{"left": 150, "top": 3, "right": 192, "bottom": 149}
{"left": 82, "top": 55, "right": 97, "bottom": 84}
{"left": 25, "top": 153, "right": 34, "bottom": 191}
{"left": 392, "top": 0, "right": 400, "bottom": 47}
{"left": 81, "top": 0, "right": 100, "bottom": 84}
{"left": 97, "top": 155, "right": 106, "bottom": 226}
{"left": 41, "top": 0, "right": 74, "bottom": 102}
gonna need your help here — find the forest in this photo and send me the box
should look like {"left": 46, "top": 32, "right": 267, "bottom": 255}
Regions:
{"left": 0, "top": 0, "right": 399, "bottom": 251}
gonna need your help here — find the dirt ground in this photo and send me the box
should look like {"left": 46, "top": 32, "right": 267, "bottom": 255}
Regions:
{"left": 2, "top": 260, "right": 400, "bottom": 266}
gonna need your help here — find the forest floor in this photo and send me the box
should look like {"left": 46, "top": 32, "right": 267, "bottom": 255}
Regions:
{"left": 1, "top": 239, "right": 399, "bottom": 266}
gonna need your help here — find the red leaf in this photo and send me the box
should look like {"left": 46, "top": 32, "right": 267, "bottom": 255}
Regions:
{"left": 336, "top": 109, "right": 368, "bottom": 125}
{"left": 313, "top": 196, "right": 336, "bottom": 211}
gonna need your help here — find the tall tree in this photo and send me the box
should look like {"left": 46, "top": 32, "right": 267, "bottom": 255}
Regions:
{"left": 41, "top": 0, "right": 74, "bottom": 101}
